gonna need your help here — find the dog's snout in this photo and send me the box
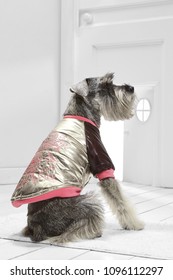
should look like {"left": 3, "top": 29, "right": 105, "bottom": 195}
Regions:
{"left": 124, "top": 84, "right": 134, "bottom": 94}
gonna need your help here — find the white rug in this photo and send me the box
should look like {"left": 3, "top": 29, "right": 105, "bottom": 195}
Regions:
{"left": 0, "top": 212, "right": 173, "bottom": 260}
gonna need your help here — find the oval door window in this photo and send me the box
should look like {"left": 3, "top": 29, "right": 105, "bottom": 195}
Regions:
{"left": 136, "top": 98, "right": 151, "bottom": 122}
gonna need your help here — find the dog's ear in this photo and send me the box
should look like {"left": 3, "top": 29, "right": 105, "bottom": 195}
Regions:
{"left": 70, "top": 79, "right": 89, "bottom": 97}
{"left": 100, "top": 73, "right": 114, "bottom": 85}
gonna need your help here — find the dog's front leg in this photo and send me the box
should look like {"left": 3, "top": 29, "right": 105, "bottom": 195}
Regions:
{"left": 100, "top": 178, "right": 144, "bottom": 230}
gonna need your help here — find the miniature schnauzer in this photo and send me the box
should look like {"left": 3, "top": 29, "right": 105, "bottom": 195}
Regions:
{"left": 11, "top": 73, "right": 144, "bottom": 244}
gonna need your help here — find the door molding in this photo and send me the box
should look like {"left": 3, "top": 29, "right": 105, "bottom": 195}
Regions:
{"left": 93, "top": 39, "right": 164, "bottom": 50}
{"left": 79, "top": 0, "right": 173, "bottom": 12}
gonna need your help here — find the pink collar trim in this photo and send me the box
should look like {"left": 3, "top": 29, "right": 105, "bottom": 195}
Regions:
{"left": 64, "top": 115, "right": 98, "bottom": 127}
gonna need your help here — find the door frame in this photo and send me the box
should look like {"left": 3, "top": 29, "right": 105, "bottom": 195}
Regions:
{"left": 60, "top": 0, "right": 76, "bottom": 117}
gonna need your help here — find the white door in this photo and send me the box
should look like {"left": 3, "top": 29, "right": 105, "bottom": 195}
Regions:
{"left": 62, "top": 0, "right": 173, "bottom": 186}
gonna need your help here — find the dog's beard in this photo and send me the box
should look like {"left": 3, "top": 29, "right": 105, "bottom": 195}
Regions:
{"left": 100, "top": 91, "right": 136, "bottom": 121}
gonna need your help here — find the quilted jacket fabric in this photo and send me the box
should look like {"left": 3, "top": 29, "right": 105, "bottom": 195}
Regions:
{"left": 11, "top": 116, "right": 115, "bottom": 207}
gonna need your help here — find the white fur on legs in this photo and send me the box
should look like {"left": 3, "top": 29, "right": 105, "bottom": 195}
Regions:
{"left": 100, "top": 178, "right": 144, "bottom": 230}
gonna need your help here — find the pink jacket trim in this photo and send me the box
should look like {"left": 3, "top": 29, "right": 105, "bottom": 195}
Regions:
{"left": 64, "top": 115, "right": 97, "bottom": 127}
{"left": 12, "top": 186, "right": 81, "bottom": 208}
{"left": 96, "top": 168, "right": 115, "bottom": 181}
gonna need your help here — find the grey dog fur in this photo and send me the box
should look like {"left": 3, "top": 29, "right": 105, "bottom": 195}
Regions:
{"left": 23, "top": 73, "right": 144, "bottom": 244}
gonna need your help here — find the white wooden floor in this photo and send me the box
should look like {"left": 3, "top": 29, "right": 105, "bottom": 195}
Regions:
{"left": 0, "top": 183, "right": 173, "bottom": 260}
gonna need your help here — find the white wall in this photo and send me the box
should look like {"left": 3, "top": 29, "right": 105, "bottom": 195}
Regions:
{"left": 0, "top": 0, "right": 61, "bottom": 184}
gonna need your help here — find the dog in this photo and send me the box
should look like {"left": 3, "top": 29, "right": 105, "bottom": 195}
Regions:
{"left": 11, "top": 73, "right": 144, "bottom": 244}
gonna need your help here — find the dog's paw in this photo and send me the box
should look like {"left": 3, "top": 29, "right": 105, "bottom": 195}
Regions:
{"left": 122, "top": 220, "right": 145, "bottom": 231}
{"left": 134, "top": 220, "right": 145, "bottom": 230}
{"left": 46, "top": 235, "right": 69, "bottom": 245}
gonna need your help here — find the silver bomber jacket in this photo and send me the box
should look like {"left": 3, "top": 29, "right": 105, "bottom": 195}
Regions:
{"left": 11, "top": 116, "right": 115, "bottom": 207}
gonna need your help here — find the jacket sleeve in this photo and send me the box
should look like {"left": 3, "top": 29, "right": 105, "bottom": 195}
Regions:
{"left": 84, "top": 122, "right": 115, "bottom": 180}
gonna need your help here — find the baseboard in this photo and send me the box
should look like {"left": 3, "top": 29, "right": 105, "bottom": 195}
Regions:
{"left": 0, "top": 167, "right": 25, "bottom": 185}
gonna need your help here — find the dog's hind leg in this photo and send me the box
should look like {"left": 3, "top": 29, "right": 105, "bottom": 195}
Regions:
{"left": 46, "top": 193, "right": 104, "bottom": 244}
{"left": 100, "top": 178, "right": 144, "bottom": 230}
{"left": 47, "top": 217, "right": 102, "bottom": 244}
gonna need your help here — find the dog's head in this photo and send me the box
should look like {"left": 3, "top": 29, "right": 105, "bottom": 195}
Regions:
{"left": 70, "top": 73, "right": 136, "bottom": 121}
